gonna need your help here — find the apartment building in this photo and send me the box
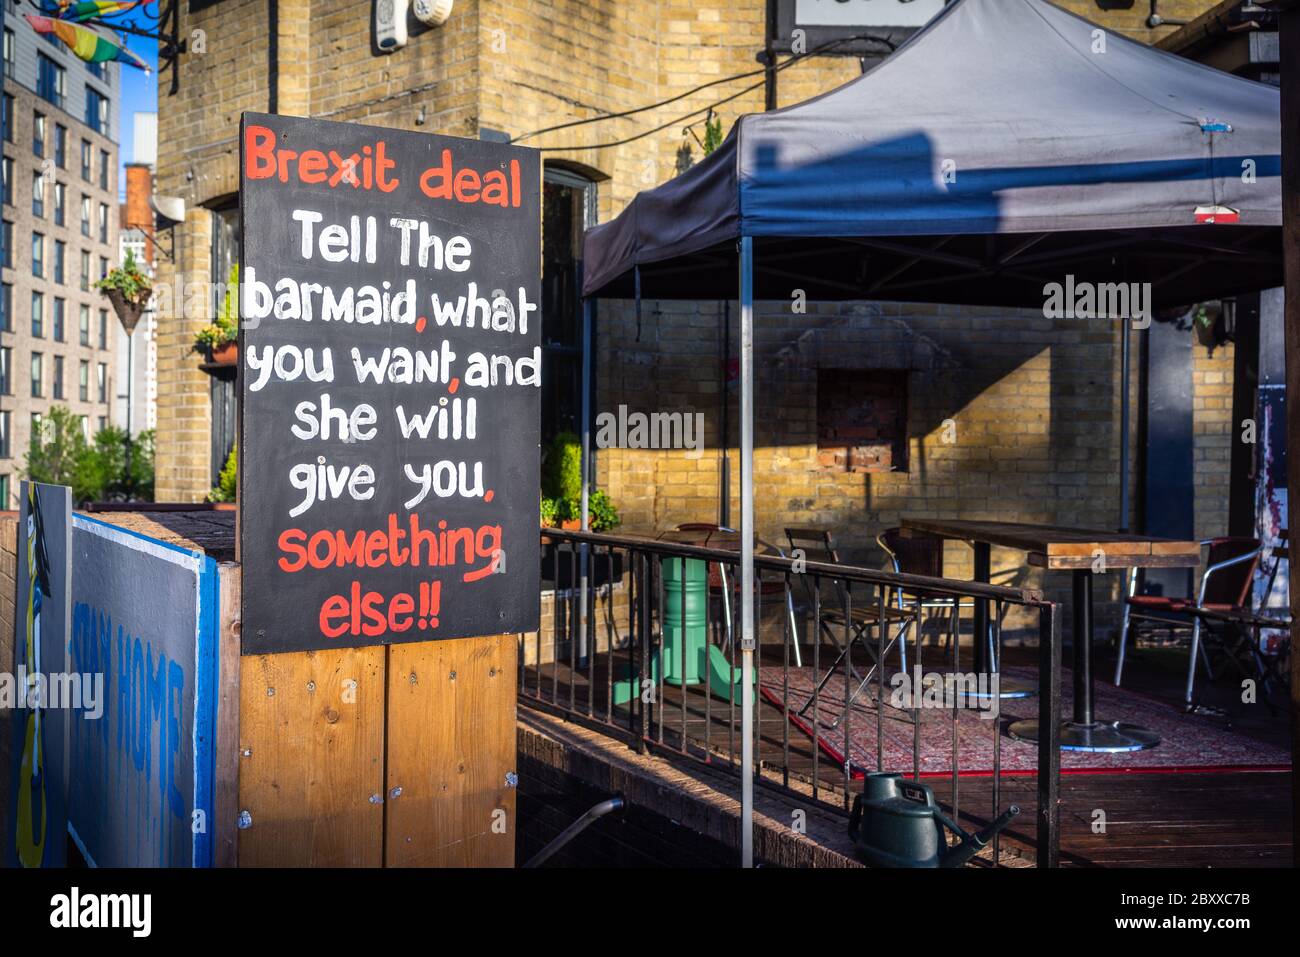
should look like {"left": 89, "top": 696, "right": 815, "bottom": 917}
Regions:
{"left": 116, "top": 111, "right": 158, "bottom": 436}
{"left": 1, "top": 0, "right": 121, "bottom": 507}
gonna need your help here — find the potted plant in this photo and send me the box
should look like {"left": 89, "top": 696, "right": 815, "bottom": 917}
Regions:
{"left": 540, "top": 432, "right": 621, "bottom": 532}
{"left": 95, "top": 250, "right": 152, "bottom": 335}
{"left": 193, "top": 263, "right": 239, "bottom": 369}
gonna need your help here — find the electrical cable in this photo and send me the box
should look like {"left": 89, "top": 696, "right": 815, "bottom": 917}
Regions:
{"left": 513, "top": 32, "right": 895, "bottom": 147}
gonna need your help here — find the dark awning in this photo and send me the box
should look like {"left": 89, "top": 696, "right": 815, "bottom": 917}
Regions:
{"left": 582, "top": 0, "right": 1282, "bottom": 308}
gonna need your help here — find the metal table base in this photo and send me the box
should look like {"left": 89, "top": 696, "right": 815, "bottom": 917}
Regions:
{"left": 1008, "top": 569, "right": 1161, "bottom": 752}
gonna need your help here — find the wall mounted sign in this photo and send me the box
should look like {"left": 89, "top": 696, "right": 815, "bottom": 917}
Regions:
{"left": 238, "top": 112, "right": 541, "bottom": 655}
{"left": 774, "top": 0, "right": 944, "bottom": 54}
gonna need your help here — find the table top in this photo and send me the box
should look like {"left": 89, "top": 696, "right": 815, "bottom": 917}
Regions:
{"left": 650, "top": 528, "right": 777, "bottom": 555}
{"left": 900, "top": 518, "right": 1201, "bottom": 570}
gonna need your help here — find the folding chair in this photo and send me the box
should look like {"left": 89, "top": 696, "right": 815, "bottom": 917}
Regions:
{"left": 877, "top": 527, "right": 976, "bottom": 657}
{"left": 1114, "top": 536, "right": 1263, "bottom": 707}
{"left": 785, "top": 527, "right": 913, "bottom": 727}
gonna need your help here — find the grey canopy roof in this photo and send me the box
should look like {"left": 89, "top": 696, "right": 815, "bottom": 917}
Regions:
{"left": 582, "top": 0, "right": 1282, "bottom": 308}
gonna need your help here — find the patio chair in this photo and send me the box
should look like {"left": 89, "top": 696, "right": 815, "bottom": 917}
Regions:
{"left": 877, "top": 527, "right": 976, "bottom": 659}
{"left": 674, "top": 523, "right": 803, "bottom": 668}
{"left": 1113, "top": 537, "right": 1263, "bottom": 707}
{"left": 785, "top": 526, "right": 914, "bottom": 727}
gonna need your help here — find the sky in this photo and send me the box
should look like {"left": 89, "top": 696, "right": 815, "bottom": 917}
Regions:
{"left": 112, "top": 6, "right": 158, "bottom": 196}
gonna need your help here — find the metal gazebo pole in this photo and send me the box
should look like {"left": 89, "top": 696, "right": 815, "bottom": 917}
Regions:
{"left": 739, "top": 236, "right": 755, "bottom": 868}
{"left": 578, "top": 268, "right": 592, "bottom": 666}
{"left": 1119, "top": 317, "right": 1131, "bottom": 532}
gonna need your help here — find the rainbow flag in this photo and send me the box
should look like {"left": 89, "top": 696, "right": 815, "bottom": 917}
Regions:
{"left": 23, "top": 14, "right": 148, "bottom": 70}
{"left": 53, "top": 1, "right": 149, "bottom": 23}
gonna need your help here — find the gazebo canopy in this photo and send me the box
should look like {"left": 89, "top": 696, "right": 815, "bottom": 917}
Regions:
{"left": 582, "top": 0, "right": 1282, "bottom": 308}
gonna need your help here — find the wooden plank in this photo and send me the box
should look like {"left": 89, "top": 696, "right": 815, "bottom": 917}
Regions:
{"left": 385, "top": 635, "right": 516, "bottom": 867}
{"left": 237, "top": 646, "right": 386, "bottom": 867}
{"left": 212, "top": 564, "right": 242, "bottom": 868}
{"left": 1029, "top": 552, "right": 1200, "bottom": 570}
{"left": 903, "top": 518, "right": 1199, "bottom": 568}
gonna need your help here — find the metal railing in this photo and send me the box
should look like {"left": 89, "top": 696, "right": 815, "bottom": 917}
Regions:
{"left": 521, "top": 528, "right": 1062, "bottom": 867}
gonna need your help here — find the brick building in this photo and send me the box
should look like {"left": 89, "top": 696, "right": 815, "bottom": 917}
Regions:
{"left": 153, "top": 0, "right": 1236, "bottom": 630}
{"left": 1, "top": 0, "right": 122, "bottom": 507}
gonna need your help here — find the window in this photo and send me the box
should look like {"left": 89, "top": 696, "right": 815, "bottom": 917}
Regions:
{"left": 78, "top": 359, "right": 88, "bottom": 401}
{"left": 53, "top": 181, "right": 65, "bottom": 226}
{"left": 33, "top": 113, "right": 45, "bottom": 158}
{"left": 79, "top": 251, "right": 91, "bottom": 291}
{"left": 53, "top": 240, "right": 65, "bottom": 284}
{"left": 30, "top": 353, "right": 42, "bottom": 398}
{"left": 3, "top": 29, "right": 14, "bottom": 81}
{"left": 0, "top": 283, "right": 10, "bottom": 332}
{"left": 98, "top": 309, "right": 108, "bottom": 349}
{"left": 54, "top": 124, "right": 66, "bottom": 168}
{"left": 84, "top": 87, "right": 108, "bottom": 135}
{"left": 0, "top": 412, "right": 9, "bottom": 459}
{"left": 1, "top": 220, "right": 11, "bottom": 268}
{"left": 52, "top": 297, "right": 65, "bottom": 341}
{"left": 97, "top": 362, "right": 106, "bottom": 403}
{"left": 31, "top": 233, "right": 44, "bottom": 278}
{"left": 86, "top": 59, "right": 105, "bottom": 81}
{"left": 1, "top": 93, "right": 12, "bottom": 143}
{"left": 816, "top": 369, "right": 910, "bottom": 473}
{"left": 80, "top": 195, "right": 91, "bottom": 236}
{"left": 80, "top": 140, "right": 91, "bottom": 181}
{"left": 0, "top": 347, "right": 10, "bottom": 395}
{"left": 79, "top": 304, "right": 90, "bottom": 345}
{"left": 52, "top": 355, "right": 63, "bottom": 400}
{"left": 98, "top": 150, "right": 109, "bottom": 190}
{"left": 31, "top": 171, "right": 44, "bottom": 218}
{"left": 30, "top": 290, "right": 43, "bottom": 337}
{"left": 99, "top": 256, "right": 108, "bottom": 281}
{"left": 0, "top": 476, "right": 8, "bottom": 510}
{"left": 98, "top": 202, "right": 108, "bottom": 243}
{"left": 30, "top": 413, "right": 42, "bottom": 444}
{"left": 37, "top": 56, "right": 65, "bottom": 110}
{"left": 1, "top": 156, "right": 11, "bottom": 205}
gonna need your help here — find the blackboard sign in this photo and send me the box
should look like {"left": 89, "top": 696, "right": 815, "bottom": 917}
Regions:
{"left": 238, "top": 112, "right": 540, "bottom": 655}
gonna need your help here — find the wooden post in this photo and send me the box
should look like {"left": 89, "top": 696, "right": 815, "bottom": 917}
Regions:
{"left": 235, "top": 633, "right": 517, "bottom": 867}
{"left": 1276, "top": 0, "right": 1300, "bottom": 870}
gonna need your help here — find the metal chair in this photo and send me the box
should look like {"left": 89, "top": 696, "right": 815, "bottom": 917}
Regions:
{"left": 785, "top": 526, "right": 913, "bottom": 727}
{"left": 877, "top": 527, "right": 977, "bottom": 660}
{"left": 1114, "top": 536, "right": 1263, "bottom": 707}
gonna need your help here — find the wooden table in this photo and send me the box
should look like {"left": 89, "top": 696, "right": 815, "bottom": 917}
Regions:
{"left": 901, "top": 519, "right": 1201, "bottom": 753}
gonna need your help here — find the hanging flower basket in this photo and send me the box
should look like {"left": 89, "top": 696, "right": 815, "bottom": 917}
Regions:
{"left": 104, "top": 287, "right": 147, "bottom": 335}
{"left": 95, "top": 251, "right": 152, "bottom": 334}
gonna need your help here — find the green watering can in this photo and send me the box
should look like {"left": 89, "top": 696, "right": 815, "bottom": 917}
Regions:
{"left": 848, "top": 772, "right": 1020, "bottom": 868}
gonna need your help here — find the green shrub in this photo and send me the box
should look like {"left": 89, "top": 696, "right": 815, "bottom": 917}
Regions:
{"left": 208, "top": 448, "right": 237, "bottom": 503}
{"left": 25, "top": 407, "right": 154, "bottom": 503}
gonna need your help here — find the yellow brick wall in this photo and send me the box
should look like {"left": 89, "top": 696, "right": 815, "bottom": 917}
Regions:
{"left": 1194, "top": 338, "right": 1235, "bottom": 541}
{"left": 151, "top": 0, "right": 1230, "bottom": 619}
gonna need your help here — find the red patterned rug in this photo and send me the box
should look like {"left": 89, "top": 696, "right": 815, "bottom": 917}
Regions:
{"left": 759, "top": 664, "right": 1290, "bottom": 777}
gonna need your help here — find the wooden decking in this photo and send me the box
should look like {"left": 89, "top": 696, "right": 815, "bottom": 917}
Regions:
{"left": 520, "top": 641, "right": 1292, "bottom": 867}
